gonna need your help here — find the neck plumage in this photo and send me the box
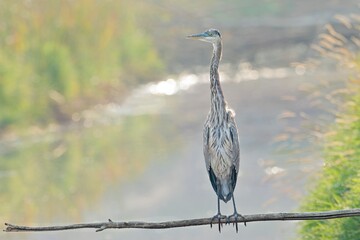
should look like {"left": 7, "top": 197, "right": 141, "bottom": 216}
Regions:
{"left": 210, "top": 40, "right": 226, "bottom": 122}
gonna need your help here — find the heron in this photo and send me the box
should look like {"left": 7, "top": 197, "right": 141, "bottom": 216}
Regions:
{"left": 187, "top": 29, "right": 244, "bottom": 232}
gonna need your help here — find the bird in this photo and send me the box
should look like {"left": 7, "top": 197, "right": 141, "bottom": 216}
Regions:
{"left": 187, "top": 29, "right": 244, "bottom": 232}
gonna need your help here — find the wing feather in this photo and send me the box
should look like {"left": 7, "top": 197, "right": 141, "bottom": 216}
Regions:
{"left": 227, "top": 110, "right": 240, "bottom": 173}
{"left": 203, "top": 125, "right": 211, "bottom": 171}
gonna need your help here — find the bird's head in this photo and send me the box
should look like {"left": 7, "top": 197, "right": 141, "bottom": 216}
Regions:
{"left": 187, "top": 29, "right": 221, "bottom": 44}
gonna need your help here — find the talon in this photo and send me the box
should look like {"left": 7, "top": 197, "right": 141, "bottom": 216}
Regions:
{"left": 210, "top": 213, "right": 226, "bottom": 233}
{"left": 228, "top": 212, "right": 246, "bottom": 233}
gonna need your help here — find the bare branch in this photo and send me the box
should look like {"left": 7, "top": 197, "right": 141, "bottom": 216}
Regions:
{"left": 4, "top": 208, "right": 360, "bottom": 232}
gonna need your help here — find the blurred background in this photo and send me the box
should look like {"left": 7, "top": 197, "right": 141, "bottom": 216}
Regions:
{"left": 1, "top": 0, "right": 359, "bottom": 239}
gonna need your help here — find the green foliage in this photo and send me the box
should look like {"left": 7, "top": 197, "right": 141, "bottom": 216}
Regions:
{"left": 299, "top": 63, "right": 360, "bottom": 239}
{"left": 0, "top": 0, "right": 163, "bottom": 130}
{"left": 298, "top": 14, "right": 360, "bottom": 239}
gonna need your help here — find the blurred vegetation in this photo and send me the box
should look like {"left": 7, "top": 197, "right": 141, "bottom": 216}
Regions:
{"left": 0, "top": 0, "right": 164, "bottom": 132}
{"left": 299, "top": 15, "right": 360, "bottom": 239}
{"left": 211, "top": 0, "right": 289, "bottom": 19}
{"left": 0, "top": 115, "right": 177, "bottom": 223}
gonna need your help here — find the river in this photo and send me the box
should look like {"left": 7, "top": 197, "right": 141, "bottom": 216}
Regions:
{"left": 1, "top": 63, "right": 344, "bottom": 240}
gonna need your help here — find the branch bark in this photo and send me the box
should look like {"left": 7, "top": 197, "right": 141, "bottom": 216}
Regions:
{"left": 4, "top": 208, "right": 360, "bottom": 232}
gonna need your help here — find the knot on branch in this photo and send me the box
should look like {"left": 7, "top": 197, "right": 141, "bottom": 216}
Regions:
{"left": 95, "top": 219, "right": 114, "bottom": 232}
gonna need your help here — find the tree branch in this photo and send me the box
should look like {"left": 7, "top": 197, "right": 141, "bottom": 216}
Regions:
{"left": 4, "top": 208, "right": 360, "bottom": 232}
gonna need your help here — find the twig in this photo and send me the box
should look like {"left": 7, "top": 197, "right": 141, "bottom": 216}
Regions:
{"left": 4, "top": 208, "right": 360, "bottom": 232}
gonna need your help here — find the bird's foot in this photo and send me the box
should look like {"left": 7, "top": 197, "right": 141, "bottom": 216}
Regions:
{"left": 227, "top": 212, "right": 246, "bottom": 233}
{"left": 210, "top": 213, "right": 226, "bottom": 232}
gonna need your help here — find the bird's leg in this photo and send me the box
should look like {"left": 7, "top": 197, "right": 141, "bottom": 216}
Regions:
{"left": 210, "top": 196, "right": 226, "bottom": 232}
{"left": 227, "top": 194, "right": 246, "bottom": 232}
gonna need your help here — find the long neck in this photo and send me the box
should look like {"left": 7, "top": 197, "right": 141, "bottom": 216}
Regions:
{"left": 209, "top": 40, "right": 226, "bottom": 122}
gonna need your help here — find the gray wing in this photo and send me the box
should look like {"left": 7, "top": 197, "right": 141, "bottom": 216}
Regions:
{"left": 227, "top": 110, "right": 240, "bottom": 173}
{"left": 203, "top": 125, "right": 211, "bottom": 171}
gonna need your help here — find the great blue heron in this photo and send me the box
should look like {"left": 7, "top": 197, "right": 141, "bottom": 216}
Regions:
{"left": 187, "top": 29, "right": 244, "bottom": 232}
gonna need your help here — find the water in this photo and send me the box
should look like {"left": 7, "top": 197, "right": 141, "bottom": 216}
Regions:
{"left": 1, "top": 65, "right": 341, "bottom": 240}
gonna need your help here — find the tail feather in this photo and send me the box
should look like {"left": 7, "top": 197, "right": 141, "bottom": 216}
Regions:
{"left": 221, "top": 182, "right": 232, "bottom": 202}
{"left": 208, "top": 166, "right": 237, "bottom": 203}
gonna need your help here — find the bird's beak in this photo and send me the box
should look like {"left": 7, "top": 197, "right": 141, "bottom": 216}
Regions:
{"left": 187, "top": 32, "right": 208, "bottom": 40}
